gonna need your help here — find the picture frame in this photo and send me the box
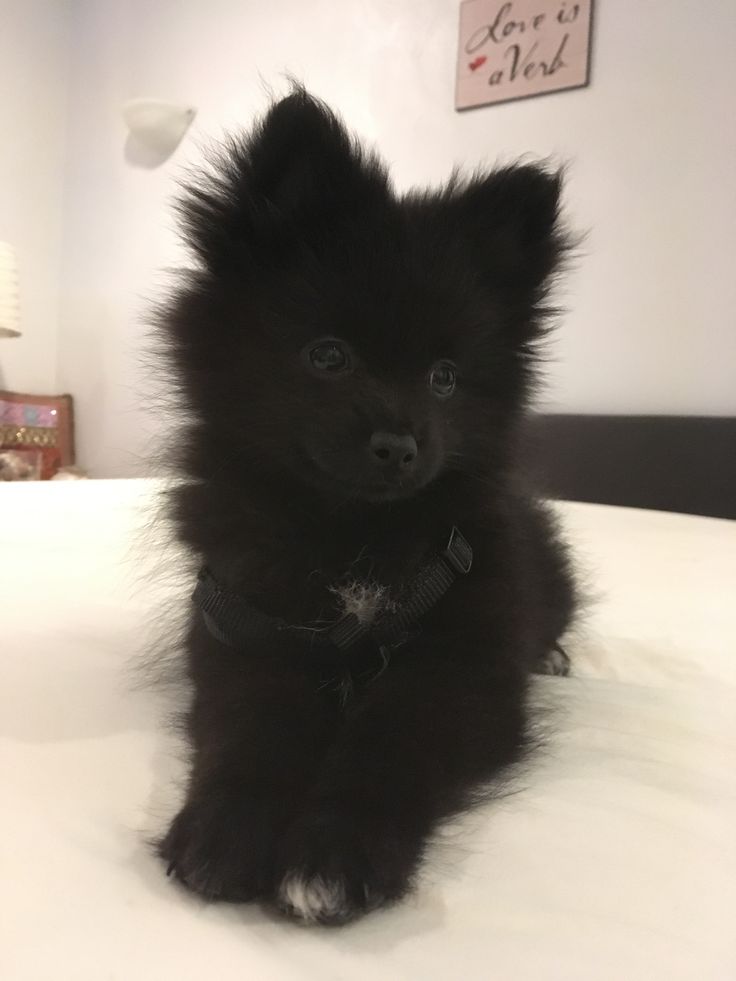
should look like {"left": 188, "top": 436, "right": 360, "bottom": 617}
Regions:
{"left": 456, "top": 0, "right": 594, "bottom": 111}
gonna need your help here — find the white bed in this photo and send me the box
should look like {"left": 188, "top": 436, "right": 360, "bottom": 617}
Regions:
{"left": 3, "top": 479, "right": 735, "bottom": 980}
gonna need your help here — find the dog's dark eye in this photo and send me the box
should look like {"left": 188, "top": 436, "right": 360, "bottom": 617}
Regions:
{"left": 309, "top": 340, "right": 350, "bottom": 373}
{"left": 428, "top": 361, "right": 457, "bottom": 397}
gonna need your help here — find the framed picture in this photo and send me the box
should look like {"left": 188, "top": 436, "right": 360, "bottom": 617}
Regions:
{"left": 0, "top": 391, "right": 74, "bottom": 480}
{"left": 456, "top": 0, "right": 594, "bottom": 110}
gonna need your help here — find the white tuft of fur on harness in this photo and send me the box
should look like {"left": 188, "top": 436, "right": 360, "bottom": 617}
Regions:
{"left": 328, "top": 579, "right": 393, "bottom": 627}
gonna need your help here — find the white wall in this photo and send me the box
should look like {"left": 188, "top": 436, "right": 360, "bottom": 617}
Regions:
{"left": 0, "top": 0, "right": 70, "bottom": 393}
{"left": 52, "top": 0, "right": 736, "bottom": 474}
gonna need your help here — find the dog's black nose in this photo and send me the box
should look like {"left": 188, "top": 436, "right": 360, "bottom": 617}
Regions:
{"left": 369, "top": 432, "right": 418, "bottom": 471}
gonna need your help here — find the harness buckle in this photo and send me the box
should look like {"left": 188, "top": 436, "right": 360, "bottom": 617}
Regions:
{"left": 442, "top": 526, "right": 473, "bottom": 575}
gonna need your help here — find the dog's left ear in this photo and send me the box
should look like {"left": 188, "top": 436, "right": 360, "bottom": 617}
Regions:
{"left": 458, "top": 164, "right": 566, "bottom": 298}
{"left": 179, "top": 88, "right": 389, "bottom": 271}
{"left": 247, "top": 89, "right": 389, "bottom": 220}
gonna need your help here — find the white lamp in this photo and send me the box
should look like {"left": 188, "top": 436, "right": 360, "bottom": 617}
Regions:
{"left": 122, "top": 98, "right": 196, "bottom": 156}
{"left": 0, "top": 242, "right": 21, "bottom": 338}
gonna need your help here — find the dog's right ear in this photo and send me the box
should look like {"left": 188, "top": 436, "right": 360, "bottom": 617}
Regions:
{"left": 179, "top": 89, "right": 389, "bottom": 271}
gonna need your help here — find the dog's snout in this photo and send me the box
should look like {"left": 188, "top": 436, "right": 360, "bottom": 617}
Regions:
{"left": 369, "top": 432, "right": 418, "bottom": 471}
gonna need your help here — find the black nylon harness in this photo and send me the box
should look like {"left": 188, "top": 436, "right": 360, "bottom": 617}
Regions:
{"left": 193, "top": 526, "right": 473, "bottom": 667}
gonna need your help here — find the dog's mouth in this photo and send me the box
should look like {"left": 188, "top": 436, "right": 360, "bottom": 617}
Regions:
{"left": 304, "top": 456, "right": 428, "bottom": 503}
{"left": 330, "top": 471, "right": 425, "bottom": 503}
{"left": 356, "top": 480, "right": 422, "bottom": 503}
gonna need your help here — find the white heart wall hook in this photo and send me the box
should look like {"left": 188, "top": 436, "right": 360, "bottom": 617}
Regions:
{"left": 122, "top": 98, "right": 196, "bottom": 156}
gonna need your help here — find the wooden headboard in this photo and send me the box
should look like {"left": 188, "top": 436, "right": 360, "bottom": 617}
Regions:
{"left": 524, "top": 414, "right": 736, "bottom": 520}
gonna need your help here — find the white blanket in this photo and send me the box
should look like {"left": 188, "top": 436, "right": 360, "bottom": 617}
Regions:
{"left": 3, "top": 480, "right": 735, "bottom": 980}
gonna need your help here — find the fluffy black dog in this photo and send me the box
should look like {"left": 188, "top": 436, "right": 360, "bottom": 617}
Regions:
{"left": 157, "top": 89, "right": 576, "bottom": 925}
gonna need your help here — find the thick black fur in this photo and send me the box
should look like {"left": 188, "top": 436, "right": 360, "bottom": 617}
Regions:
{"left": 156, "top": 88, "right": 577, "bottom": 924}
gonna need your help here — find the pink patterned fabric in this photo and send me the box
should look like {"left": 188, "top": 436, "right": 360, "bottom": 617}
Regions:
{"left": 0, "top": 399, "right": 59, "bottom": 428}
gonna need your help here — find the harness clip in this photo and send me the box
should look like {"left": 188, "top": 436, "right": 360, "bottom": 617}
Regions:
{"left": 443, "top": 526, "right": 473, "bottom": 575}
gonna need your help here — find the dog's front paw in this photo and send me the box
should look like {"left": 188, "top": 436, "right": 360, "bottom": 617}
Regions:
{"left": 159, "top": 795, "right": 277, "bottom": 902}
{"left": 275, "top": 811, "right": 419, "bottom": 925}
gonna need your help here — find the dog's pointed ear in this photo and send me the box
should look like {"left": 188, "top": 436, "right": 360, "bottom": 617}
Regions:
{"left": 247, "top": 89, "right": 388, "bottom": 217}
{"left": 179, "top": 89, "right": 389, "bottom": 270}
{"left": 457, "top": 164, "right": 567, "bottom": 300}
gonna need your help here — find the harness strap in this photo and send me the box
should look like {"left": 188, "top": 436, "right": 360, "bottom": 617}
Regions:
{"left": 194, "top": 526, "right": 473, "bottom": 657}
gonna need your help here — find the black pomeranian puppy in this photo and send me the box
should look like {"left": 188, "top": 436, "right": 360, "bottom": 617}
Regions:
{"left": 157, "top": 88, "right": 576, "bottom": 925}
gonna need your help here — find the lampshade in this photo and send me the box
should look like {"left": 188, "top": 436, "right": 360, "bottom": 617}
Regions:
{"left": 0, "top": 241, "right": 21, "bottom": 337}
{"left": 122, "top": 98, "right": 196, "bottom": 155}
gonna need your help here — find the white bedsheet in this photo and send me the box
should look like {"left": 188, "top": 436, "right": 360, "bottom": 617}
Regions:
{"left": 2, "top": 479, "right": 735, "bottom": 980}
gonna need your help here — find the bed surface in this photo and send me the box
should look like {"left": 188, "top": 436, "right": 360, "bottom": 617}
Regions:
{"left": 3, "top": 480, "right": 735, "bottom": 980}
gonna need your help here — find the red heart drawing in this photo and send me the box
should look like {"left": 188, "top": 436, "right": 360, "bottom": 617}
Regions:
{"left": 468, "top": 56, "right": 487, "bottom": 72}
